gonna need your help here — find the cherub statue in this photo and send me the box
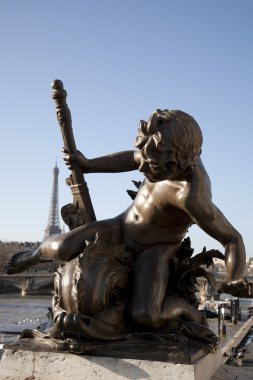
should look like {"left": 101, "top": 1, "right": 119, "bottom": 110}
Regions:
{"left": 6, "top": 108, "right": 246, "bottom": 344}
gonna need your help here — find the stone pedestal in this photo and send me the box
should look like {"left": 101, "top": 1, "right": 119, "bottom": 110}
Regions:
{"left": 1, "top": 315, "right": 253, "bottom": 379}
{"left": 0, "top": 348, "right": 223, "bottom": 380}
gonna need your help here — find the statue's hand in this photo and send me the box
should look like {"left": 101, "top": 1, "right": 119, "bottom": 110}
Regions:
{"left": 219, "top": 278, "right": 253, "bottom": 298}
{"left": 62, "top": 148, "right": 90, "bottom": 172}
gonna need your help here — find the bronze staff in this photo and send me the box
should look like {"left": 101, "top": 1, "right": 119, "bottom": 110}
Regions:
{"left": 51, "top": 79, "right": 96, "bottom": 225}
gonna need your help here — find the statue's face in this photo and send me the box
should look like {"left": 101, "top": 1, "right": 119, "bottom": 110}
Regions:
{"left": 136, "top": 109, "right": 202, "bottom": 182}
{"left": 137, "top": 114, "right": 179, "bottom": 182}
{"left": 138, "top": 153, "right": 176, "bottom": 182}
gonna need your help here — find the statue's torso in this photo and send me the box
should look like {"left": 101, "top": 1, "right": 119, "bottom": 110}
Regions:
{"left": 123, "top": 178, "right": 193, "bottom": 250}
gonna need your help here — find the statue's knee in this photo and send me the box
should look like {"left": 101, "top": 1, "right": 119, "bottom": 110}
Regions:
{"left": 131, "top": 308, "right": 161, "bottom": 329}
{"left": 50, "top": 240, "right": 67, "bottom": 261}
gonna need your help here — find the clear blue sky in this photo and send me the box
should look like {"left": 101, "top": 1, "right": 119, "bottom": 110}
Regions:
{"left": 0, "top": 1, "right": 252, "bottom": 257}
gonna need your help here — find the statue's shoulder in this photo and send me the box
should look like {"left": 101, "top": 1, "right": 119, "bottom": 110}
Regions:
{"left": 192, "top": 159, "right": 211, "bottom": 188}
{"left": 185, "top": 160, "right": 212, "bottom": 208}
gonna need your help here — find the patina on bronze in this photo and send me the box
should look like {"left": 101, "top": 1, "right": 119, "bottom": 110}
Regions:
{"left": 6, "top": 80, "right": 249, "bottom": 360}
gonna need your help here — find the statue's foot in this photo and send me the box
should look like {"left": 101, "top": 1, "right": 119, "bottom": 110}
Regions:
{"left": 5, "top": 249, "right": 39, "bottom": 274}
{"left": 182, "top": 320, "right": 218, "bottom": 345}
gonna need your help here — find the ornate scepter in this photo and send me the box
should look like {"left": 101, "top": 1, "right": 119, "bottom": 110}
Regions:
{"left": 51, "top": 79, "right": 96, "bottom": 229}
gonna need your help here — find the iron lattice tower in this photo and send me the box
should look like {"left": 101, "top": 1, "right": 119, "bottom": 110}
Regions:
{"left": 43, "top": 163, "right": 62, "bottom": 240}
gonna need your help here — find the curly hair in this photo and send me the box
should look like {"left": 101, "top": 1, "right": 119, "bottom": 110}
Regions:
{"left": 135, "top": 109, "right": 203, "bottom": 172}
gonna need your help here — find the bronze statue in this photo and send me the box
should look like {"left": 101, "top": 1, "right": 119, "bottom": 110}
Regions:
{"left": 5, "top": 81, "right": 249, "bottom": 357}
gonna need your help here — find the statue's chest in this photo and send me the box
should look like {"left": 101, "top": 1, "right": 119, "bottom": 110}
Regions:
{"left": 134, "top": 182, "right": 191, "bottom": 227}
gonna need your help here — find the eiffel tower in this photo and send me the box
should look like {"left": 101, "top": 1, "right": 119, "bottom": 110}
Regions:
{"left": 43, "top": 163, "right": 62, "bottom": 240}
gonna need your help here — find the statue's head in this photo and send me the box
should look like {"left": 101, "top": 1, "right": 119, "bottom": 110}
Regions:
{"left": 135, "top": 109, "right": 203, "bottom": 181}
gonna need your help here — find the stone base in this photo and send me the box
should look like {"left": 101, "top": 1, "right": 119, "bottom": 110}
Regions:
{"left": 0, "top": 348, "right": 223, "bottom": 380}
{"left": 1, "top": 317, "right": 253, "bottom": 379}
{"left": 3, "top": 332, "right": 211, "bottom": 364}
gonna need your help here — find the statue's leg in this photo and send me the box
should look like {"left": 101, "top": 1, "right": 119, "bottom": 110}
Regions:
{"left": 128, "top": 244, "right": 204, "bottom": 329}
{"left": 129, "top": 244, "right": 178, "bottom": 329}
{"left": 6, "top": 216, "right": 122, "bottom": 274}
{"left": 162, "top": 296, "right": 204, "bottom": 324}
{"left": 5, "top": 248, "right": 44, "bottom": 274}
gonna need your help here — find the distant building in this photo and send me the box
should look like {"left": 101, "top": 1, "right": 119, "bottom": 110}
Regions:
{"left": 43, "top": 163, "right": 62, "bottom": 240}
